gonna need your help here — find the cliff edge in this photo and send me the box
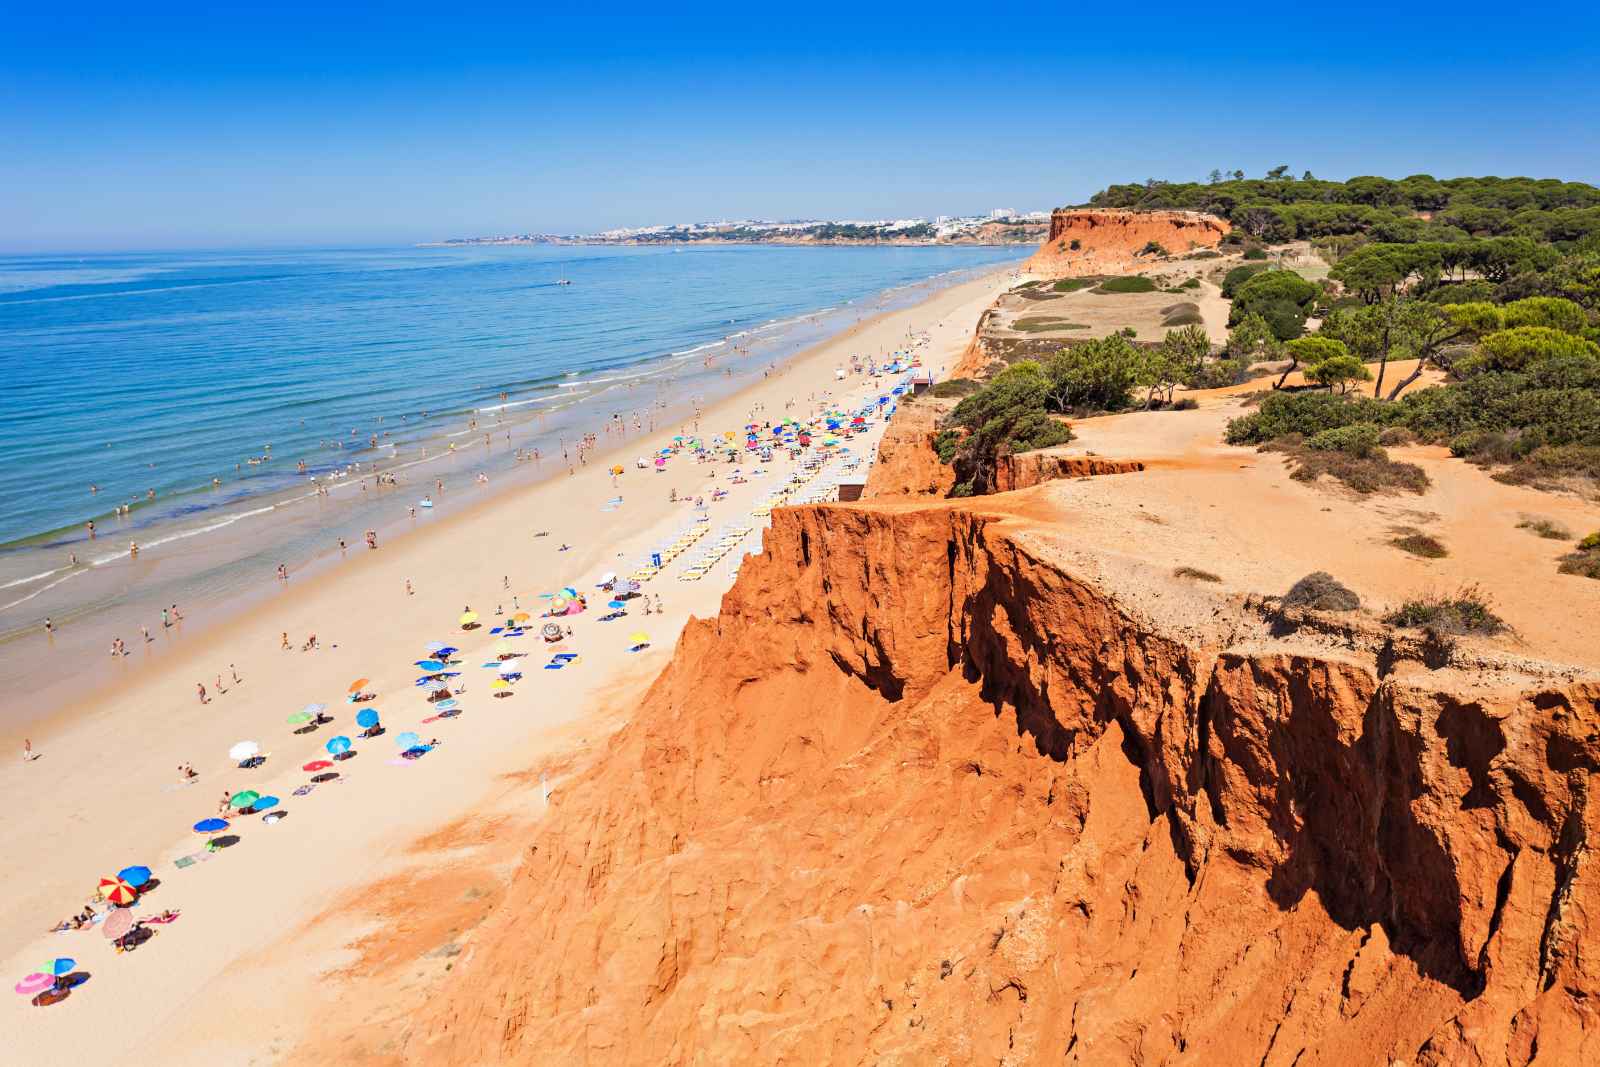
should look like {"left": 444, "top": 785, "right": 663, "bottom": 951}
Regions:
{"left": 357, "top": 489, "right": 1600, "bottom": 1066}
{"left": 1025, "top": 208, "right": 1230, "bottom": 277}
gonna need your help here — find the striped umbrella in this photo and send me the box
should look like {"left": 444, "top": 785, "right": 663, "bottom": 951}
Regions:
{"left": 97, "top": 877, "right": 138, "bottom": 905}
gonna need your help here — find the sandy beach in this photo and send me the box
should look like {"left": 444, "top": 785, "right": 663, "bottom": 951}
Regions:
{"left": 0, "top": 266, "right": 1019, "bottom": 1064}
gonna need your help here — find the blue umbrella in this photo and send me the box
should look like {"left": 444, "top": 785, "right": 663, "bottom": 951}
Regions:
{"left": 434, "top": 698, "right": 458, "bottom": 710}
{"left": 415, "top": 659, "right": 447, "bottom": 671}
{"left": 251, "top": 795, "right": 280, "bottom": 812}
{"left": 326, "top": 736, "right": 352, "bottom": 756}
{"left": 607, "top": 600, "right": 626, "bottom": 609}
{"left": 193, "top": 818, "right": 228, "bottom": 833}
{"left": 356, "top": 708, "right": 380, "bottom": 728}
{"left": 49, "top": 958, "right": 75, "bottom": 977}
{"left": 395, "top": 731, "right": 421, "bottom": 749}
{"left": 116, "top": 865, "right": 152, "bottom": 888}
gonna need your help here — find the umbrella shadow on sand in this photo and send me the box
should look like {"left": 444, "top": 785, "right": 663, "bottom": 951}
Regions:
{"left": 32, "top": 973, "right": 89, "bottom": 1007}
{"left": 209, "top": 835, "right": 241, "bottom": 850}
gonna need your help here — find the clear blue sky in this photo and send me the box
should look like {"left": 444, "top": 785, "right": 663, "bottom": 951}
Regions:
{"left": 5, "top": 2, "right": 1599, "bottom": 251}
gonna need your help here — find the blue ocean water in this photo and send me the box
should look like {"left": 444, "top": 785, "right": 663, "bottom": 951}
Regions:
{"left": 0, "top": 243, "right": 1024, "bottom": 639}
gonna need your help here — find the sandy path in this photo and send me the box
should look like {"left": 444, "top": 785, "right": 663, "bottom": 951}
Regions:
{"left": 0, "top": 267, "right": 1020, "bottom": 1065}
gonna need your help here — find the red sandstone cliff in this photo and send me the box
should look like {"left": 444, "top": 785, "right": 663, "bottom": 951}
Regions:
{"left": 861, "top": 401, "right": 956, "bottom": 499}
{"left": 1026, "top": 208, "right": 1230, "bottom": 278}
{"left": 365, "top": 496, "right": 1600, "bottom": 1066}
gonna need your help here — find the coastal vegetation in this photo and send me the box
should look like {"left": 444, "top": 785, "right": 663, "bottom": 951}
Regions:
{"left": 1089, "top": 173, "right": 1600, "bottom": 249}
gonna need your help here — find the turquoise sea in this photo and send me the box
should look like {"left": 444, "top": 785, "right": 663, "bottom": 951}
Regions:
{"left": 0, "top": 243, "right": 1025, "bottom": 663}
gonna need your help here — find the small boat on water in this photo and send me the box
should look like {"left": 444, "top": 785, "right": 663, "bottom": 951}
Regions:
{"left": 556, "top": 278, "right": 572, "bottom": 286}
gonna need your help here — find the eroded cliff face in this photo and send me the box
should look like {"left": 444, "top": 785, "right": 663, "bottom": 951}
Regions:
{"left": 396, "top": 502, "right": 1599, "bottom": 1066}
{"left": 862, "top": 400, "right": 957, "bottom": 499}
{"left": 1026, "top": 209, "right": 1230, "bottom": 278}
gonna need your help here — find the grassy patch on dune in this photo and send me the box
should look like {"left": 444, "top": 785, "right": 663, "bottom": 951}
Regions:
{"left": 1094, "top": 275, "right": 1158, "bottom": 294}
{"left": 1012, "top": 317, "right": 1090, "bottom": 333}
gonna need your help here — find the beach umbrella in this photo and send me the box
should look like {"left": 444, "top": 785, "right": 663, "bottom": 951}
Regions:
{"left": 356, "top": 708, "right": 380, "bottom": 729}
{"left": 326, "top": 736, "right": 352, "bottom": 756}
{"left": 628, "top": 631, "right": 650, "bottom": 647}
{"left": 424, "top": 641, "right": 449, "bottom": 653}
{"left": 347, "top": 678, "right": 369, "bottom": 694}
{"left": 561, "top": 587, "right": 577, "bottom": 599}
{"left": 228, "top": 790, "right": 261, "bottom": 809}
{"left": 116, "top": 865, "right": 151, "bottom": 888}
{"left": 498, "top": 660, "right": 520, "bottom": 675}
{"left": 301, "top": 703, "right": 327, "bottom": 716}
{"left": 459, "top": 611, "right": 478, "bottom": 626}
{"left": 509, "top": 611, "right": 531, "bottom": 623}
{"left": 302, "top": 759, "right": 333, "bottom": 772}
{"left": 97, "top": 877, "right": 137, "bottom": 905}
{"left": 193, "top": 818, "right": 229, "bottom": 833}
{"left": 416, "top": 659, "right": 447, "bottom": 672}
{"left": 395, "top": 731, "right": 421, "bottom": 749}
{"left": 250, "top": 795, "right": 280, "bottom": 813}
{"left": 15, "top": 973, "right": 54, "bottom": 996}
{"left": 494, "top": 639, "right": 513, "bottom": 657}
{"left": 286, "top": 711, "right": 312, "bottom": 725}
{"left": 489, "top": 679, "right": 511, "bottom": 691}
{"left": 48, "top": 958, "right": 75, "bottom": 977}
{"left": 101, "top": 909, "right": 134, "bottom": 941}
{"left": 607, "top": 599, "right": 626, "bottom": 609}
{"left": 228, "top": 740, "right": 260, "bottom": 763}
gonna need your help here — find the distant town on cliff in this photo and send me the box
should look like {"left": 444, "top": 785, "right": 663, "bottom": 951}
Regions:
{"left": 426, "top": 209, "right": 1051, "bottom": 247}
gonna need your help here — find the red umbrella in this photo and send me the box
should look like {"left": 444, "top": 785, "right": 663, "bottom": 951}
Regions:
{"left": 302, "top": 759, "right": 333, "bottom": 772}
{"left": 97, "top": 877, "right": 137, "bottom": 906}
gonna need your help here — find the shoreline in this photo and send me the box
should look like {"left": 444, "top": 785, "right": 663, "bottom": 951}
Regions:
{"left": 0, "top": 259, "right": 1018, "bottom": 732}
{"left": 0, "top": 265, "right": 1020, "bottom": 1066}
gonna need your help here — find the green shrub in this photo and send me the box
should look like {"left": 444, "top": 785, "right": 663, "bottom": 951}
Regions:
{"left": 1052, "top": 277, "right": 1097, "bottom": 293}
{"left": 1475, "top": 326, "right": 1600, "bottom": 372}
{"left": 1221, "top": 263, "right": 1270, "bottom": 298}
{"left": 1558, "top": 548, "right": 1600, "bottom": 579}
{"left": 1243, "top": 247, "right": 1269, "bottom": 260}
{"left": 1307, "top": 423, "right": 1381, "bottom": 457}
{"left": 1180, "top": 277, "right": 1201, "bottom": 289}
{"left": 1095, "top": 275, "right": 1158, "bottom": 294}
{"left": 1042, "top": 335, "right": 1144, "bottom": 412}
{"left": 1171, "top": 396, "right": 1199, "bottom": 410}
{"left": 928, "top": 378, "right": 981, "bottom": 399}
{"left": 1069, "top": 239, "right": 1082, "bottom": 251}
{"left": 1306, "top": 353, "right": 1373, "bottom": 393}
{"left": 1140, "top": 241, "right": 1170, "bottom": 257}
{"left": 1385, "top": 587, "right": 1506, "bottom": 635}
{"left": 1378, "top": 426, "right": 1416, "bottom": 446}
{"left": 1253, "top": 298, "right": 1308, "bottom": 340}
{"left": 1582, "top": 531, "right": 1600, "bottom": 550}
{"left": 932, "top": 429, "right": 962, "bottom": 464}
{"left": 1226, "top": 391, "right": 1390, "bottom": 443}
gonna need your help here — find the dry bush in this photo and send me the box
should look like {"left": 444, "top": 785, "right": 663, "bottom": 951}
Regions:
{"left": 1283, "top": 571, "right": 1361, "bottom": 611}
{"left": 1173, "top": 566, "right": 1222, "bottom": 582}
{"left": 1384, "top": 585, "right": 1506, "bottom": 636}
{"left": 1516, "top": 516, "right": 1572, "bottom": 540}
{"left": 1391, "top": 530, "right": 1448, "bottom": 558}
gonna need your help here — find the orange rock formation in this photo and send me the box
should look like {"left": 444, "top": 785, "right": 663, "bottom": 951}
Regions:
{"left": 1025, "top": 208, "right": 1230, "bottom": 277}
{"left": 377, "top": 493, "right": 1600, "bottom": 1066}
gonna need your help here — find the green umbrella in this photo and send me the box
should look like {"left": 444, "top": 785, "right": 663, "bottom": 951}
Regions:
{"left": 286, "top": 712, "right": 312, "bottom": 724}
{"left": 229, "top": 790, "right": 261, "bottom": 809}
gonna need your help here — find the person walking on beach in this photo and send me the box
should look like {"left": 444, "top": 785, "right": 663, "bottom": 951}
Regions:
{"left": 216, "top": 672, "right": 227, "bottom": 695}
{"left": 282, "top": 631, "right": 290, "bottom": 650}
{"left": 23, "top": 738, "right": 36, "bottom": 763}
{"left": 197, "top": 682, "right": 208, "bottom": 704}
{"left": 43, "top": 617, "right": 53, "bottom": 636}
{"left": 162, "top": 608, "right": 170, "bottom": 628}
{"left": 405, "top": 579, "right": 413, "bottom": 596}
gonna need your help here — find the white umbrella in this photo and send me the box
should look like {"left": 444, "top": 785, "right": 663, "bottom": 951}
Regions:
{"left": 228, "top": 740, "right": 261, "bottom": 762}
{"left": 300, "top": 703, "right": 326, "bottom": 716}
{"left": 598, "top": 571, "right": 617, "bottom": 585}
{"left": 498, "top": 660, "right": 520, "bottom": 675}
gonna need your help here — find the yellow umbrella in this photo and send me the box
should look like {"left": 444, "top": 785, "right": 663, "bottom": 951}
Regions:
{"left": 628, "top": 632, "right": 650, "bottom": 646}
{"left": 489, "top": 678, "right": 511, "bottom": 690}
{"left": 509, "top": 611, "right": 530, "bottom": 622}
{"left": 459, "top": 611, "right": 478, "bottom": 626}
